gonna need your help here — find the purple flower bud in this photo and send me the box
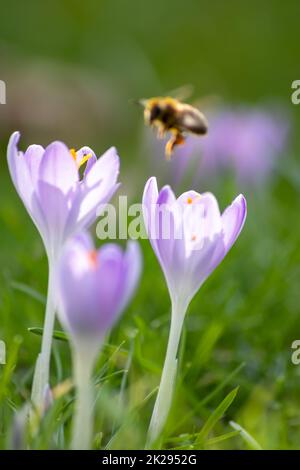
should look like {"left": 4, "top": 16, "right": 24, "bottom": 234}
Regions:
{"left": 57, "top": 232, "right": 142, "bottom": 344}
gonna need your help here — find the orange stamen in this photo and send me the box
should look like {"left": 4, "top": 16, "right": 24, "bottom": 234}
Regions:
{"left": 88, "top": 250, "right": 98, "bottom": 267}
{"left": 187, "top": 197, "right": 193, "bottom": 204}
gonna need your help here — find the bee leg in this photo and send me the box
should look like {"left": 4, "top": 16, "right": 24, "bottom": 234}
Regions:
{"left": 165, "top": 132, "right": 185, "bottom": 160}
{"left": 174, "top": 133, "right": 185, "bottom": 147}
{"left": 156, "top": 123, "right": 166, "bottom": 139}
{"left": 165, "top": 140, "right": 173, "bottom": 159}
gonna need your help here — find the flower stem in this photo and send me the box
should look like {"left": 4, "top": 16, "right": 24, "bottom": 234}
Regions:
{"left": 147, "top": 299, "right": 187, "bottom": 447}
{"left": 71, "top": 347, "right": 95, "bottom": 450}
{"left": 31, "top": 258, "right": 56, "bottom": 410}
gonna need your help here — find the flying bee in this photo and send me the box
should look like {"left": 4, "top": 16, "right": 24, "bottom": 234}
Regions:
{"left": 138, "top": 93, "right": 208, "bottom": 159}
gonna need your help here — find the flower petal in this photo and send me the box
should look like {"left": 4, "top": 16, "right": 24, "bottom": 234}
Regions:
{"left": 39, "top": 141, "right": 78, "bottom": 194}
{"left": 71, "top": 231, "right": 95, "bottom": 251}
{"left": 157, "top": 185, "right": 176, "bottom": 206}
{"left": 194, "top": 192, "right": 222, "bottom": 238}
{"left": 65, "top": 148, "right": 120, "bottom": 236}
{"left": 188, "top": 233, "right": 224, "bottom": 298}
{"left": 24, "top": 144, "right": 45, "bottom": 186}
{"left": 143, "top": 176, "right": 158, "bottom": 206}
{"left": 76, "top": 146, "right": 97, "bottom": 177}
{"left": 198, "top": 194, "right": 247, "bottom": 283}
{"left": 84, "top": 146, "right": 119, "bottom": 189}
{"left": 93, "top": 244, "right": 127, "bottom": 330}
{"left": 142, "top": 176, "right": 159, "bottom": 235}
{"left": 176, "top": 190, "right": 202, "bottom": 207}
{"left": 7, "top": 132, "right": 51, "bottom": 250}
{"left": 120, "top": 241, "right": 142, "bottom": 313}
{"left": 221, "top": 194, "right": 247, "bottom": 250}
{"left": 7, "top": 131, "right": 33, "bottom": 210}
{"left": 66, "top": 182, "right": 120, "bottom": 240}
{"left": 37, "top": 181, "right": 70, "bottom": 255}
{"left": 58, "top": 238, "right": 99, "bottom": 336}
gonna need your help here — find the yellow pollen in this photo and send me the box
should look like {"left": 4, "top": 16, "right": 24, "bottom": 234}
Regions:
{"left": 70, "top": 148, "right": 77, "bottom": 161}
{"left": 79, "top": 153, "right": 92, "bottom": 168}
{"left": 70, "top": 149, "right": 92, "bottom": 169}
{"left": 187, "top": 197, "right": 193, "bottom": 204}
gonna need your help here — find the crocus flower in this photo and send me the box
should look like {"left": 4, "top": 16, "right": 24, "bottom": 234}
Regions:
{"left": 56, "top": 232, "right": 141, "bottom": 449}
{"left": 198, "top": 107, "right": 289, "bottom": 185}
{"left": 143, "top": 177, "right": 247, "bottom": 444}
{"left": 7, "top": 132, "right": 120, "bottom": 408}
{"left": 143, "top": 105, "right": 289, "bottom": 188}
{"left": 7, "top": 132, "right": 120, "bottom": 259}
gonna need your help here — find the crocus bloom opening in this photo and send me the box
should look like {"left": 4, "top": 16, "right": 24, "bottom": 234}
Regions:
{"left": 143, "top": 177, "right": 247, "bottom": 445}
{"left": 7, "top": 131, "right": 120, "bottom": 409}
{"left": 7, "top": 132, "right": 120, "bottom": 259}
{"left": 56, "top": 232, "right": 142, "bottom": 450}
{"left": 143, "top": 177, "right": 246, "bottom": 308}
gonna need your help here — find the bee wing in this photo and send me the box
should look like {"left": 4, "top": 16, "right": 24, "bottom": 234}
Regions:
{"left": 179, "top": 107, "right": 208, "bottom": 135}
{"left": 130, "top": 98, "right": 147, "bottom": 107}
{"left": 192, "top": 94, "right": 223, "bottom": 112}
{"left": 166, "top": 84, "right": 194, "bottom": 102}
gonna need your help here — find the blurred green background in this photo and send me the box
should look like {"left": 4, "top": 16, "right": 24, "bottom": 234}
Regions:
{"left": 0, "top": 0, "right": 300, "bottom": 450}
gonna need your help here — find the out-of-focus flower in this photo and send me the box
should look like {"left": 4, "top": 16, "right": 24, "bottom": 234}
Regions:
{"left": 57, "top": 232, "right": 141, "bottom": 345}
{"left": 7, "top": 131, "right": 120, "bottom": 409}
{"left": 57, "top": 232, "right": 141, "bottom": 449}
{"left": 11, "top": 404, "right": 31, "bottom": 450}
{"left": 143, "top": 105, "right": 290, "bottom": 187}
{"left": 199, "top": 107, "right": 290, "bottom": 184}
{"left": 143, "top": 176, "right": 246, "bottom": 445}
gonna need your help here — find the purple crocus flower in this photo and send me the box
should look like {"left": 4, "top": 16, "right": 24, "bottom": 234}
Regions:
{"left": 56, "top": 232, "right": 141, "bottom": 449}
{"left": 198, "top": 107, "right": 289, "bottom": 185}
{"left": 7, "top": 131, "right": 120, "bottom": 409}
{"left": 143, "top": 177, "right": 246, "bottom": 444}
{"left": 143, "top": 176, "right": 246, "bottom": 308}
{"left": 57, "top": 232, "right": 141, "bottom": 344}
{"left": 143, "top": 105, "right": 289, "bottom": 188}
{"left": 7, "top": 132, "right": 120, "bottom": 259}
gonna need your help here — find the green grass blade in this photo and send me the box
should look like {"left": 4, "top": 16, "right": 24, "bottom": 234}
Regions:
{"left": 206, "top": 430, "right": 240, "bottom": 446}
{"left": 173, "top": 362, "right": 245, "bottom": 433}
{"left": 195, "top": 387, "right": 239, "bottom": 445}
{"left": 11, "top": 281, "right": 46, "bottom": 305}
{"left": 0, "top": 336, "right": 23, "bottom": 402}
{"left": 28, "top": 327, "right": 69, "bottom": 342}
{"left": 229, "top": 420, "right": 262, "bottom": 450}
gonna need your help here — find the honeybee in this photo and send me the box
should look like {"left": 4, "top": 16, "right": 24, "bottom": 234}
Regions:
{"left": 138, "top": 93, "right": 208, "bottom": 159}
